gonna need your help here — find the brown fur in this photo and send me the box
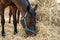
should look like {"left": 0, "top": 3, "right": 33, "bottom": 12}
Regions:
{"left": 8, "top": 6, "right": 20, "bottom": 23}
{"left": 0, "top": 0, "right": 37, "bottom": 36}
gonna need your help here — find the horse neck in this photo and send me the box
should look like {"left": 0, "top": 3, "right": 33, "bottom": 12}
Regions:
{"left": 12, "top": 0, "right": 28, "bottom": 12}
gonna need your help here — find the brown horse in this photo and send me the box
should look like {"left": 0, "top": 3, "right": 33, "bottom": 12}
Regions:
{"left": 0, "top": 0, "right": 37, "bottom": 36}
{"left": 12, "top": 0, "right": 38, "bottom": 36}
{"left": 8, "top": 6, "right": 20, "bottom": 23}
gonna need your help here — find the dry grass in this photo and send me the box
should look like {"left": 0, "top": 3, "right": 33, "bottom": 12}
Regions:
{"left": 0, "top": 0, "right": 60, "bottom": 40}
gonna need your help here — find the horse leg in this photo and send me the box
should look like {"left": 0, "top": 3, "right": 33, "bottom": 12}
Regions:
{"left": 0, "top": 4, "right": 5, "bottom": 36}
{"left": 13, "top": 11, "right": 17, "bottom": 34}
{"left": 9, "top": 6, "right": 12, "bottom": 23}
{"left": 9, "top": 11, "right": 12, "bottom": 23}
{"left": 12, "top": 6, "right": 17, "bottom": 34}
{"left": 1, "top": 11, "right": 5, "bottom": 36}
{"left": 17, "top": 10, "right": 20, "bottom": 23}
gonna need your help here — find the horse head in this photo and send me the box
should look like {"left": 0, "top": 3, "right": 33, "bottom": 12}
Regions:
{"left": 24, "top": 4, "right": 38, "bottom": 35}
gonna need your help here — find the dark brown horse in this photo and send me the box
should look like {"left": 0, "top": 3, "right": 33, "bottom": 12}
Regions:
{"left": 8, "top": 6, "right": 20, "bottom": 23}
{"left": 0, "top": 0, "right": 37, "bottom": 36}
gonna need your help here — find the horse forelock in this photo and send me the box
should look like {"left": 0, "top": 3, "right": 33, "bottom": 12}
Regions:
{"left": 29, "top": 7, "right": 36, "bottom": 17}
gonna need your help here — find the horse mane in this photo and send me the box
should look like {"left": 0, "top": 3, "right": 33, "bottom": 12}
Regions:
{"left": 26, "top": 0, "right": 31, "bottom": 12}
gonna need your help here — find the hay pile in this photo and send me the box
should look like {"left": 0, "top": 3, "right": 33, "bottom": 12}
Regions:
{"left": 0, "top": 0, "right": 60, "bottom": 40}
{"left": 30, "top": 0, "right": 60, "bottom": 40}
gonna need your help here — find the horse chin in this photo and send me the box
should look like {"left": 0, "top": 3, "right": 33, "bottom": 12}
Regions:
{"left": 25, "top": 30, "right": 36, "bottom": 37}
{"left": 28, "top": 25, "right": 36, "bottom": 35}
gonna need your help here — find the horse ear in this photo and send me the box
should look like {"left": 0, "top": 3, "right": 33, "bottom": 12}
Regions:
{"left": 34, "top": 4, "right": 38, "bottom": 11}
